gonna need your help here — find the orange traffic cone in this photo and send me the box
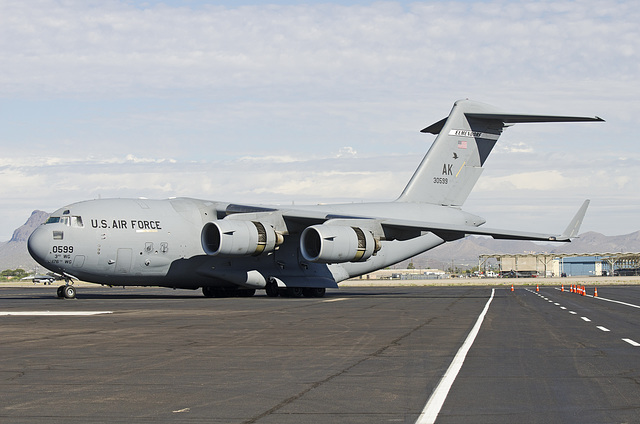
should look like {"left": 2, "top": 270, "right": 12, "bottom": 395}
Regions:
{"left": 582, "top": 286, "right": 586, "bottom": 296}
{"left": 511, "top": 284, "right": 514, "bottom": 292}
{"left": 561, "top": 284, "right": 564, "bottom": 292}
{"left": 570, "top": 285, "right": 574, "bottom": 293}
{"left": 536, "top": 284, "right": 539, "bottom": 292}
{"left": 594, "top": 287, "right": 598, "bottom": 297}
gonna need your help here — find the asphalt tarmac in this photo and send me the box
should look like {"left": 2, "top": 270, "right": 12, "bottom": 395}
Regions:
{"left": 1, "top": 285, "right": 639, "bottom": 423}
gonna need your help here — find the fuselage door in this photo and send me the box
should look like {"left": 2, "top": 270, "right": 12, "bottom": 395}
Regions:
{"left": 115, "top": 248, "right": 132, "bottom": 274}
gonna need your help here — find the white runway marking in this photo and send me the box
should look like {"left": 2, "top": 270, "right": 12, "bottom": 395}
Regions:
{"left": 581, "top": 317, "right": 591, "bottom": 322}
{"left": 622, "top": 338, "right": 640, "bottom": 347}
{"left": 597, "top": 326, "right": 610, "bottom": 332}
{"left": 415, "top": 288, "right": 495, "bottom": 424}
{"left": 569, "top": 311, "right": 577, "bottom": 315}
{"left": 322, "top": 298, "right": 348, "bottom": 303}
{"left": 0, "top": 311, "right": 113, "bottom": 316}
{"left": 594, "top": 296, "right": 640, "bottom": 309}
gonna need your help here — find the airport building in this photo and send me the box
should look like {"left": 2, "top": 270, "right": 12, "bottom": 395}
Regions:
{"left": 479, "top": 252, "right": 640, "bottom": 277}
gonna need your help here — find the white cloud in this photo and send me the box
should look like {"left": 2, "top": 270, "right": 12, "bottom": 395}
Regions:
{"left": 1, "top": 0, "right": 638, "bottom": 97}
{"left": 476, "top": 170, "right": 570, "bottom": 191}
{"left": 337, "top": 147, "right": 357, "bottom": 158}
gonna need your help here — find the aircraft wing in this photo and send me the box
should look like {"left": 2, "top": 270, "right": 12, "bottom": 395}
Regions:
{"left": 224, "top": 199, "right": 590, "bottom": 243}
{"left": 379, "top": 199, "right": 590, "bottom": 242}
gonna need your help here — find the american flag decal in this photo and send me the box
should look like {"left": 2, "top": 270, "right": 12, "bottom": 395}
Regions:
{"left": 458, "top": 140, "right": 467, "bottom": 149}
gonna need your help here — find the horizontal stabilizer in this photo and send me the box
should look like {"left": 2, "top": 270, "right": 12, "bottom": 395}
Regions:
{"left": 422, "top": 112, "right": 604, "bottom": 134}
{"left": 465, "top": 113, "right": 604, "bottom": 124}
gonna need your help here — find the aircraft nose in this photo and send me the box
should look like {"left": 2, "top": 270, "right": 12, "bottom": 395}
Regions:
{"left": 27, "top": 225, "right": 50, "bottom": 266}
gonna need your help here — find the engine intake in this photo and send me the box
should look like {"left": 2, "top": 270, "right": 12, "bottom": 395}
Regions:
{"left": 201, "top": 220, "right": 281, "bottom": 256}
{"left": 300, "top": 225, "right": 378, "bottom": 263}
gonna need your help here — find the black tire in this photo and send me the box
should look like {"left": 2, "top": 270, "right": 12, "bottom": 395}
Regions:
{"left": 57, "top": 286, "right": 65, "bottom": 298}
{"left": 311, "top": 288, "right": 326, "bottom": 298}
{"left": 212, "top": 288, "right": 230, "bottom": 298}
{"left": 265, "top": 280, "right": 279, "bottom": 297}
{"left": 202, "top": 287, "right": 216, "bottom": 298}
{"left": 238, "top": 289, "right": 256, "bottom": 297}
{"left": 303, "top": 288, "right": 326, "bottom": 298}
{"left": 63, "top": 285, "right": 76, "bottom": 299}
{"left": 286, "top": 287, "right": 304, "bottom": 298}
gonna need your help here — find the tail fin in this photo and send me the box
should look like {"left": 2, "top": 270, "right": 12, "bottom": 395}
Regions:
{"left": 396, "top": 99, "right": 603, "bottom": 206}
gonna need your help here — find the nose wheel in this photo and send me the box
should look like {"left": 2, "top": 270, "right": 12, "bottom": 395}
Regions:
{"left": 57, "top": 284, "right": 76, "bottom": 299}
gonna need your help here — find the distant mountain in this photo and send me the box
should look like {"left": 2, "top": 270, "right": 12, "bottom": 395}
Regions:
{"left": 0, "top": 210, "right": 49, "bottom": 270}
{"left": 553, "top": 231, "right": 640, "bottom": 254}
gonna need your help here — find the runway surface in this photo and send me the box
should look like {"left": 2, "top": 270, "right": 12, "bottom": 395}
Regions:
{"left": 1, "top": 285, "right": 639, "bottom": 423}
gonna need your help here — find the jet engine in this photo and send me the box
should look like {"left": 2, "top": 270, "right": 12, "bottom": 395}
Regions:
{"left": 300, "top": 225, "right": 379, "bottom": 263}
{"left": 201, "top": 220, "right": 282, "bottom": 256}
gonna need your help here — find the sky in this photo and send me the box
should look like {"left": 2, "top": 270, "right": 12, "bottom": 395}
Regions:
{"left": 1, "top": 0, "right": 638, "bottom": 241}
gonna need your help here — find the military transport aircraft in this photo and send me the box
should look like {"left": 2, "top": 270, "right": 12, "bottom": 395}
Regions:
{"left": 28, "top": 100, "right": 603, "bottom": 299}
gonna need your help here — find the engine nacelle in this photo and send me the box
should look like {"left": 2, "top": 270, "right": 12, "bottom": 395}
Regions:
{"left": 300, "top": 225, "right": 378, "bottom": 263}
{"left": 201, "top": 220, "right": 281, "bottom": 256}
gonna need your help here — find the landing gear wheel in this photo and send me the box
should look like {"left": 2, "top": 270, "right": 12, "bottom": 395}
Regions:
{"left": 238, "top": 289, "right": 256, "bottom": 297}
{"left": 265, "top": 280, "right": 279, "bottom": 297}
{"left": 63, "top": 285, "right": 76, "bottom": 299}
{"left": 202, "top": 286, "right": 215, "bottom": 298}
{"left": 57, "top": 285, "right": 65, "bottom": 298}
{"left": 303, "top": 288, "right": 326, "bottom": 298}
{"left": 212, "top": 288, "right": 230, "bottom": 298}
{"left": 285, "top": 287, "right": 304, "bottom": 298}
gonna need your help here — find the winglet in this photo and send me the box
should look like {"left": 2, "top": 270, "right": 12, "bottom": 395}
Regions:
{"left": 557, "top": 200, "right": 590, "bottom": 241}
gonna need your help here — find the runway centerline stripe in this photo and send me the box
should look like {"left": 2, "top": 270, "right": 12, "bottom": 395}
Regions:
{"left": 581, "top": 317, "right": 591, "bottom": 322}
{"left": 0, "top": 311, "right": 113, "bottom": 316}
{"left": 622, "top": 338, "right": 640, "bottom": 347}
{"left": 597, "top": 326, "right": 610, "bottom": 332}
{"left": 415, "top": 288, "right": 495, "bottom": 424}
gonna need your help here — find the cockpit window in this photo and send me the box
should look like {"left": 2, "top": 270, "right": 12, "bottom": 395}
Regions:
{"left": 45, "top": 215, "right": 83, "bottom": 228}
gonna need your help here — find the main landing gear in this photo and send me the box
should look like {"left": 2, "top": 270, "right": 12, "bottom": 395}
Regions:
{"left": 202, "top": 283, "right": 326, "bottom": 299}
{"left": 202, "top": 286, "right": 256, "bottom": 298}
{"left": 56, "top": 284, "right": 76, "bottom": 299}
{"left": 264, "top": 279, "right": 326, "bottom": 298}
